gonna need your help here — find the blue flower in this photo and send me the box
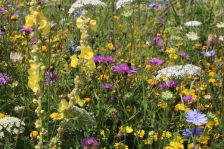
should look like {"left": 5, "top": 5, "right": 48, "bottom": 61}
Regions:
{"left": 186, "top": 109, "right": 208, "bottom": 125}
{"left": 182, "top": 128, "right": 202, "bottom": 137}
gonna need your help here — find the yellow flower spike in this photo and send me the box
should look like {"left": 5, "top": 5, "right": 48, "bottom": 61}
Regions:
{"left": 59, "top": 99, "right": 68, "bottom": 113}
{"left": 89, "top": 20, "right": 97, "bottom": 31}
{"left": 80, "top": 46, "right": 94, "bottom": 60}
{"left": 25, "top": 14, "right": 37, "bottom": 28}
{"left": 37, "top": 12, "right": 50, "bottom": 34}
{"left": 125, "top": 126, "right": 133, "bottom": 134}
{"left": 70, "top": 55, "right": 79, "bottom": 68}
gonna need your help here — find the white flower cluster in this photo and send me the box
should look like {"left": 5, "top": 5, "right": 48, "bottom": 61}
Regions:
{"left": 216, "top": 22, "right": 224, "bottom": 28}
{"left": 10, "top": 52, "right": 23, "bottom": 62}
{"left": 186, "top": 32, "right": 200, "bottom": 40}
{"left": 184, "top": 21, "right": 202, "bottom": 27}
{"left": 156, "top": 64, "right": 203, "bottom": 79}
{"left": 68, "top": 0, "right": 107, "bottom": 14}
{"left": 0, "top": 117, "right": 25, "bottom": 138}
{"left": 116, "top": 0, "right": 133, "bottom": 9}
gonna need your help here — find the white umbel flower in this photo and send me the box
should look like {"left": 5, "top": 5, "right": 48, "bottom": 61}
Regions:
{"left": 186, "top": 32, "right": 200, "bottom": 40}
{"left": 219, "top": 35, "right": 224, "bottom": 41}
{"left": 156, "top": 64, "right": 203, "bottom": 79}
{"left": 216, "top": 22, "right": 224, "bottom": 28}
{"left": 10, "top": 52, "right": 23, "bottom": 62}
{"left": 0, "top": 116, "right": 25, "bottom": 138}
{"left": 116, "top": 0, "right": 133, "bottom": 9}
{"left": 68, "top": 0, "right": 107, "bottom": 14}
{"left": 184, "top": 21, "right": 202, "bottom": 27}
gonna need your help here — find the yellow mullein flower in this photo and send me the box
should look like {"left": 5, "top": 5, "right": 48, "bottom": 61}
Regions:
{"left": 80, "top": 46, "right": 94, "bottom": 60}
{"left": 70, "top": 55, "right": 79, "bottom": 68}
{"left": 59, "top": 99, "right": 68, "bottom": 113}
{"left": 89, "top": 19, "right": 97, "bottom": 31}
{"left": 76, "top": 17, "right": 83, "bottom": 29}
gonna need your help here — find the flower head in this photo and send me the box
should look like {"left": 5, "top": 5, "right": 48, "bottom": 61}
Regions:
{"left": 184, "top": 21, "right": 202, "bottom": 27}
{"left": 0, "top": 73, "right": 10, "bottom": 85}
{"left": 101, "top": 83, "right": 116, "bottom": 91}
{"left": 149, "top": 58, "right": 163, "bottom": 65}
{"left": 186, "top": 109, "right": 208, "bottom": 126}
{"left": 81, "top": 137, "right": 99, "bottom": 149}
{"left": 183, "top": 128, "right": 202, "bottom": 137}
{"left": 112, "top": 63, "right": 137, "bottom": 74}
{"left": 0, "top": 7, "right": 5, "bottom": 13}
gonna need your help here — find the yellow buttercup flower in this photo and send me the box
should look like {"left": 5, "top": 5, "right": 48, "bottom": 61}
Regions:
{"left": 50, "top": 112, "right": 63, "bottom": 121}
{"left": 125, "top": 126, "right": 133, "bottom": 134}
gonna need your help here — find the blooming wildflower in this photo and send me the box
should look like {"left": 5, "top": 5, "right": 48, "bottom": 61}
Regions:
{"left": 100, "top": 83, "right": 116, "bottom": 91}
{"left": 159, "top": 80, "right": 179, "bottom": 90}
{"left": 216, "top": 22, "right": 224, "bottom": 28}
{"left": 0, "top": 116, "right": 25, "bottom": 138}
{"left": 148, "top": 3, "right": 159, "bottom": 9}
{"left": 183, "top": 95, "right": 194, "bottom": 102}
{"left": 0, "top": 113, "right": 6, "bottom": 119}
{"left": 175, "top": 103, "right": 185, "bottom": 111}
{"left": 50, "top": 112, "right": 63, "bottom": 120}
{"left": 153, "top": 36, "right": 164, "bottom": 48}
{"left": 186, "top": 32, "right": 200, "bottom": 40}
{"left": 184, "top": 21, "right": 202, "bottom": 27}
{"left": 136, "top": 130, "right": 145, "bottom": 138}
{"left": 0, "top": 7, "right": 5, "bottom": 13}
{"left": 112, "top": 63, "right": 137, "bottom": 74}
{"left": 81, "top": 137, "right": 99, "bottom": 149}
{"left": 183, "top": 128, "right": 202, "bottom": 137}
{"left": 10, "top": 52, "right": 23, "bottom": 62}
{"left": 197, "top": 134, "right": 209, "bottom": 144}
{"left": 156, "top": 64, "right": 203, "bottom": 79}
{"left": 0, "top": 73, "right": 10, "bottom": 85}
{"left": 186, "top": 109, "right": 208, "bottom": 125}
{"left": 31, "top": 38, "right": 37, "bottom": 45}
{"left": 125, "top": 126, "right": 133, "bottom": 133}
{"left": 70, "top": 55, "right": 79, "bottom": 68}
{"left": 93, "top": 56, "right": 116, "bottom": 64}
{"left": 161, "top": 91, "right": 173, "bottom": 100}
{"left": 44, "top": 70, "right": 58, "bottom": 85}
{"left": 201, "top": 50, "right": 215, "bottom": 57}
{"left": 80, "top": 46, "right": 94, "bottom": 60}
{"left": 30, "top": 131, "right": 39, "bottom": 138}
{"left": 149, "top": 58, "right": 163, "bottom": 65}
{"left": 21, "top": 26, "right": 33, "bottom": 35}
{"left": 116, "top": 0, "right": 133, "bottom": 9}
{"left": 68, "top": 0, "right": 107, "bottom": 14}
{"left": 178, "top": 51, "right": 189, "bottom": 59}
{"left": 114, "top": 142, "right": 128, "bottom": 149}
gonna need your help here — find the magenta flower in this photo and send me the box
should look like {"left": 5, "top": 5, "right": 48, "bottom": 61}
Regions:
{"left": 153, "top": 36, "right": 164, "bottom": 48}
{"left": 21, "top": 26, "right": 33, "bottom": 35}
{"left": 81, "top": 137, "right": 99, "bottom": 149}
{"left": 159, "top": 80, "right": 179, "bottom": 90}
{"left": 186, "top": 109, "right": 208, "bottom": 126}
{"left": 31, "top": 38, "right": 37, "bottom": 45}
{"left": 179, "top": 51, "right": 189, "bottom": 59}
{"left": 149, "top": 58, "right": 163, "bottom": 65}
{"left": 183, "top": 95, "right": 194, "bottom": 102}
{"left": 112, "top": 63, "right": 137, "bottom": 74}
{"left": 0, "top": 7, "right": 5, "bottom": 13}
{"left": 101, "top": 83, "right": 116, "bottom": 91}
{"left": 94, "top": 56, "right": 115, "bottom": 63}
{"left": 0, "top": 73, "right": 10, "bottom": 85}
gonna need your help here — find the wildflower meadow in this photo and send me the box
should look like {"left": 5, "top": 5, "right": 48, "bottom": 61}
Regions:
{"left": 0, "top": 0, "right": 224, "bottom": 148}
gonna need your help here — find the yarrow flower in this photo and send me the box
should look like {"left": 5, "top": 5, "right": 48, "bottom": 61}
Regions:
{"left": 186, "top": 109, "right": 208, "bottom": 126}
{"left": 0, "top": 73, "right": 10, "bottom": 85}
{"left": 156, "top": 64, "right": 203, "bottom": 79}
{"left": 183, "top": 128, "right": 202, "bottom": 137}
{"left": 112, "top": 63, "right": 138, "bottom": 74}
{"left": 216, "top": 22, "right": 224, "bottom": 28}
{"left": 184, "top": 21, "right": 202, "bottom": 27}
{"left": 116, "top": 0, "right": 133, "bottom": 9}
{"left": 186, "top": 32, "right": 200, "bottom": 40}
{"left": 10, "top": 52, "right": 23, "bottom": 62}
{"left": 0, "top": 116, "right": 25, "bottom": 138}
{"left": 81, "top": 137, "right": 99, "bottom": 149}
{"left": 68, "top": 0, "right": 107, "bottom": 14}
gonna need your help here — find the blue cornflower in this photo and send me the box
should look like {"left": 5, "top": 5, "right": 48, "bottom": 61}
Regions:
{"left": 186, "top": 109, "right": 208, "bottom": 125}
{"left": 182, "top": 128, "right": 202, "bottom": 137}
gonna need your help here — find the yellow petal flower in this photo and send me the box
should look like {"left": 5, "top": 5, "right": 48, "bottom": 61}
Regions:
{"left": 70, "top": 55, "right": 79, "bottom": 68}
{"left": 125, "top": 126, "right": 133, "bottom": 134}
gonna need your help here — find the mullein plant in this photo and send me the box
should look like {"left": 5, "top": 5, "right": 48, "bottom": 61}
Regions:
{"left": 49, "top": 11, "right": 97, "bottom": 148}
{"left": 25, "top": 0, "right": 50, "bottom": 148}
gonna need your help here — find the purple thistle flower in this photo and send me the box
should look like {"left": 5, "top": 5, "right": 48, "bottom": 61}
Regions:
{"left": 149, "top": 58, "right": 163, "bottom": 65}
{"left": 21, "top": 26, "right": 33, "bottom": 35}
{"left": 159, "top": 80, "right": 179, "bottom": 90}
{"left": 183, "top": 128, "right": 202, "bottom": 137}
{"left": 201, "top": 50, "right": 215, "bottom": 57}
{"left": 101, "top": 83, "right": 116, "bottom": 91}
{"left": 186, "top": 109, "right": 208, "bottom": 126}
{"left": 0, "top": 73, "right": 10, "bottom": 85}
{"left": 0, "top": 7, "right": 5, "bottom": 13}
{"left": 44, "top": 70, "right": 58, "bottom": 85}
{"left": 31, "top": 38, "right": 37, "bottom": 45}
{"left": 81, "top": 137, "right": 99, "bottom": 149}
{"left": 183, "top": 95, "right": 194, "bottom": 102}
{"left": 112, "top": 63, "right": 138, "bottom": 74}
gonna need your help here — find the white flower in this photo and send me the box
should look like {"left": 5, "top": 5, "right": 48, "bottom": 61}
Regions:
{"left": 184, "top": 21, "right": 202, "bottom": 27}
{"left": 216, "top": 22, "right": 224, "bottom": 28}
{"left": 156, "top": 64, "right": 203, "bottom": 79}
{"left": 68, "top": 0, "right": 107, "bottom": 14}
{"left": 219, "top": 35, "right": 224, "bottom": 41}
{"left": 186, "top": 32, "right": 200, "bottom": 40}
{"left": 116, "top": 0, "right": 133, "bottom": 9}
{"left": 10, "top": 52, "right": 23, "bottom": 62}
{"left": 0, "top": 116, "right": 25, "bottom": 138}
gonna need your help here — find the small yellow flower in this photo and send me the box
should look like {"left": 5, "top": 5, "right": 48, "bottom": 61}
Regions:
{"left": 59, "top": 99, "right": 68, "bottom": 113}
{"left": 197, "top": 135, "right": 209, "bottom": 144}
{"left": 89, "top": 19, "right": 97, "bottom": 31}
{"left": 70, "top": 55, "right": 79, "bottom": 68}
{"left": 30, "top": 131, "right": 39, "bottom": 138}
{"left": 50, "top": 112, "right": 63, "bottom": 120}
{"left": 76, "top": 16, "right": 83, "bottom": 29}
{"left": 175, "top": 103, "right": 185, "bottom": 111}
{"left": 0, "top": 113, "right": 6, "bottom": 119}
{"left": 106, "top": 42, "right": 114, "bottom": 50}
{"left": 125, "top": 126, "right": 133, "bottom": 134}
{"left": 80, "top": 46, "right": 94, "bottom": 60}
{"left": 41, "top": 46, "right": 48, "bottom": 52}
{"left": 136, "top": 130, "right": 145, "bottom": 138}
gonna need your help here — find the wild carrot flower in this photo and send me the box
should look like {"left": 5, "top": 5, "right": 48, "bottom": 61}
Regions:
{"left": 0, "top": 73, "right": 10, "bottom": 85}
{"left": 81, "top": 137, "right": 99, "bottom": 149}
{"left": 186, "top": 109, "right": 208, "bottom": 126}
{"left": 112, "top": 63, "right": 137, "bottom": 74}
